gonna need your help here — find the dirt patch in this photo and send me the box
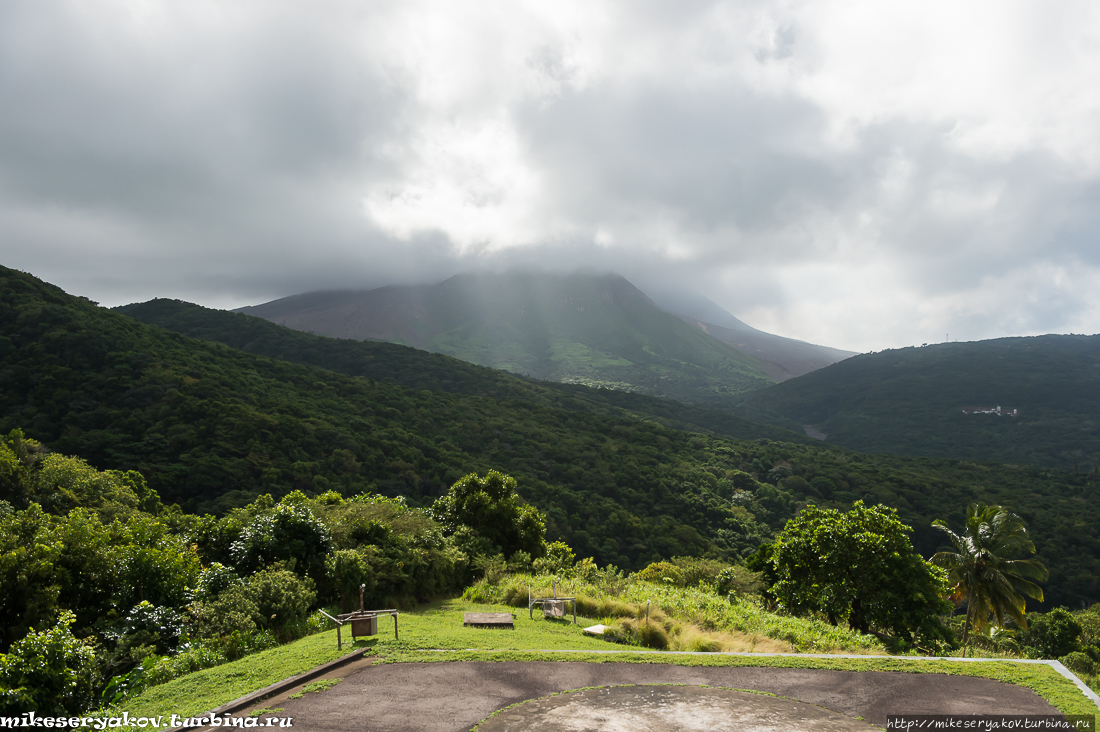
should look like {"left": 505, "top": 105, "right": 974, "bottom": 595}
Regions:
{"left": 803, "top": 425, "right": 828, "bottom": 440}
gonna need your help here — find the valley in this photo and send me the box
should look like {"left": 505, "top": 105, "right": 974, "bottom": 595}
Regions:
{"left": 2, "top": 264, "right": 1097, "bottom": 609}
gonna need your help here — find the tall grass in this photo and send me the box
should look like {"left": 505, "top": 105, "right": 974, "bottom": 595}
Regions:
{"left": 464, "top": 574, "right": 884, "bottom": 654}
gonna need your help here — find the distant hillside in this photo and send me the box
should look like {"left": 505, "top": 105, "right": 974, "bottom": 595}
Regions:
{"left": 115, "top": 298, "right": 812, "bottom": 447}
{"left": 737, "top": 336, "right": 1100, "bottom": 469}
{"left": 235, "top": 272, "right": 774, "bottom": 406}
{"left": 645, "top": 289, "right": 857, "bottom": 381}
{"left": 4, "top": 264, "right": 1100, "bottom": 606}
{"left": 1, "top": 264, "right": 790, "bottom": 566}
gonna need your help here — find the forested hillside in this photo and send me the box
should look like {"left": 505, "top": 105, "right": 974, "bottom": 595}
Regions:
{"left": 235, "top": 272, "right": 774, "bottom": 405}
{"left": 115, "top": 298, "right": 811, "bottom": 446}
{"left": 736, "top": 337, "right": 1100, "bottom": 469}
{"left": 2, "top": 265, "right": 1099, "bottom": 608}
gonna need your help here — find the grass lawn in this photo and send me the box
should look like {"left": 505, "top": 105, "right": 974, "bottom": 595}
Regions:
{"left": 112, "top": 629, "right": 366, "bottom": 719}
{"left": 117, "top": 598, "right": 1100, "bottom": 719}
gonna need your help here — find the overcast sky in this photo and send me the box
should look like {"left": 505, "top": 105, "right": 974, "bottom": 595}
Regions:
{"left": 2, "top": 1, "right": 1098, "bottom": 352}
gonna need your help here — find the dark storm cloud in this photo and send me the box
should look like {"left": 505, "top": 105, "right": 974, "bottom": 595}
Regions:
{"left": 0, "top": 1, "right": 1097, "bottom": 350}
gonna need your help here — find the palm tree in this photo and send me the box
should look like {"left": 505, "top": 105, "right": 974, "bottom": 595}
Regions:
{"left": 931, "top": 503, "right": 1048, "bottom": 649}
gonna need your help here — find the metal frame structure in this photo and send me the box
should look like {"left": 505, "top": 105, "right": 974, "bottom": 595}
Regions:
{"left": 528, "top": 578, "right": 577, "bottom": 624}
{"left": 319, "top": 584, "right": 400, "bottom": 650}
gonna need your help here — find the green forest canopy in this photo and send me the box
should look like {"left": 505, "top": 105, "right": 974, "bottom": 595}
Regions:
{"left": 1, "top": 264, "right": 1098, "bottom": 608}
{"left": 737, "top": 335, "right": 1100, "bottom": 469}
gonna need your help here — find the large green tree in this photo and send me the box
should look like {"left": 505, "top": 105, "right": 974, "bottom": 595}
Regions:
{"left": 771, "top": 502, "right": 953, "bottom": 645}
{"left": 931, "top": 503, "right": 1047, "bottom": 646}
{"left": 432, "top": 470, "right": 546, "bottom": 560}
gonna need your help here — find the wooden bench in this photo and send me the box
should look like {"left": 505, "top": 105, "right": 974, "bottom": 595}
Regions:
{"left": 463, "top": 612, "right": 515, "bottom": 629}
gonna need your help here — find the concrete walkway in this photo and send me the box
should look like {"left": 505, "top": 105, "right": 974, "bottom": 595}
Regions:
{"left": 255, "top": 661, "right": 1062, "bottom": 731}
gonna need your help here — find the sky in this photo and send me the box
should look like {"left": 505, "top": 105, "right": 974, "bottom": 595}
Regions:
{"left": 1, "top": 1, "right": 1099, "bottom": 352}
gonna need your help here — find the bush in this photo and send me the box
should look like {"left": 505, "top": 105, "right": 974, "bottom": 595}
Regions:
{"left": 431, "top": 471, "right": 546, "bottom": 560}
{"left": 189, "top": 585, "right": 260, "bottom": 639}
{"left": 244, "top": 566, "right": 316, "bottom": 642}
{"left": 107, "top": 601, "right": 185, "bottom": 658}
{"left": 325, "top": 548, "right": 374, "bottom": 610}
{"left": 633, "top": 561, "right": 684, "bottom": 587}
{"left": 533, "top": 541, "right": 576, "bottom": 575}
{"left": 230, "top": 502, "right": 332, "bottom": 585}
{"left": 1021, "top": 607, "right": 1083, "bottom": 659}
{"left": 1060, "top": 651, "right": 1095, "bottom": 676}
{"left": 0, "top": 611, "right": 99, "bottom": 715}
{"left": 192, "top": 562, "right": 243, "bottom": 602}
{"left": 715, "top": 565, "right": 764, "bottom": 597}
{"left": 110, "top": 515, "right": 202, "bottom": 610}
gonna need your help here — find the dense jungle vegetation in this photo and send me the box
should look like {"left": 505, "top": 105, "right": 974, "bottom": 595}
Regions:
{"left": 1, "top": 265, "right": 1099, "bottom": 609}
{"left": 4, "top": 437, "right": 1098, "bottom": 715}
{"left": 737, "top": 335, "right": 1100, "bottom": 469}
{"left": 115, "top": 297, "right": 810, "bottom": 446}
{"left": 0, "top": 430, "right": 482, "bottom": 712}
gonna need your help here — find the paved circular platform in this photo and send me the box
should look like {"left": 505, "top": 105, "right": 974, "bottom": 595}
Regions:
{"left": 476, "top": 685, "right": 878, "bottom": 731}
{"left": 249, "top": 660, "right": 1060, "bottom": 731}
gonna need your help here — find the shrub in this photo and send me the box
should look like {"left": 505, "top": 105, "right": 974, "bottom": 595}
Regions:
{"left": 1021, "top": 607, "right": 1083, "bottom": 659}
{"left": 0, "top": 611, "right": 99, "bottom": 715}
{"left": 107, "top": 601, "right": 185, "bottom": 658}
{"left": 189, "top": 585, "right": 260, "bottom": 639}
{"left": 431, "top": 471, "right": 546, "bottom": 559}
{"left": 1061, "top": 651, "right": 1095, "bottom": 676}
{"left": 192, "top": 562, "right": 243, "bottom": 602}
{"left": 110, "top": 515, "right": 202, "bottom": 610}
{"left": 715, "top": 565, "right": 764, "bottom": 597}
{"left": 230, "top": 502, "right": 332, "bottom": 584}
{"left": 533, "top": 541, "right": 576, "bottom": 575}
{"left": 325, "top": 548, "right": 374, "bottom": 610}
{"left": 633, "top": 561, "right": 684, "bottom": 587}
{"left": 244, "top": 566, "right": 316, "bottom": 642}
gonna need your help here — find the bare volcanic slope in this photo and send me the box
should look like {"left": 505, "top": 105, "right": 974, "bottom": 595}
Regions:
{"left": 647, "top": 288, "right": 858, "bottom": 382}
{"left": 236, "top": 272, "right": 774, "bottom": 408}
{"left": 737, "top": 335, "right": 1100, "bottom": 469}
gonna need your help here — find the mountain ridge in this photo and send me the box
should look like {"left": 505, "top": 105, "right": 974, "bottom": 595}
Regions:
{"left": 642, "top": 288, "right": 857, "bottom": 381}
{"left": 235, "top": 271, "right": 776, "bottom": 407}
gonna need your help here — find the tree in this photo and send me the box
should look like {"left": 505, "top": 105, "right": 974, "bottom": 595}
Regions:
{"left": 771, "top": 502, "right": 953, "bottom": 645}
{"left": 431, "top": 471, "right": 546, "bottom": 560}
{"left": 931, "top": 503, "right": 1047, "bottom": 647}
{"left": 230, "top": 496, "right": 332, "bottom": 584}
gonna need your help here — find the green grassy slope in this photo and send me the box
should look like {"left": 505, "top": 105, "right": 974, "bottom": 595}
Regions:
{"left": 236, "top": 272, "right": 775, "bottom": 406}
{"left": 737, "top": 337, "right": 1100, "bottom": 469}
{"left": 117, "top": 604, "right": 1097, "bottom": 719}
{"left": 4, "top": 265, "right": 1100, "bottom": 606}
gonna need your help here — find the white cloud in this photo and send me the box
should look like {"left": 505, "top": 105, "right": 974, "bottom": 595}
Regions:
{"left": 0, "top": 0, "right": 1099, "bottom": 351}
